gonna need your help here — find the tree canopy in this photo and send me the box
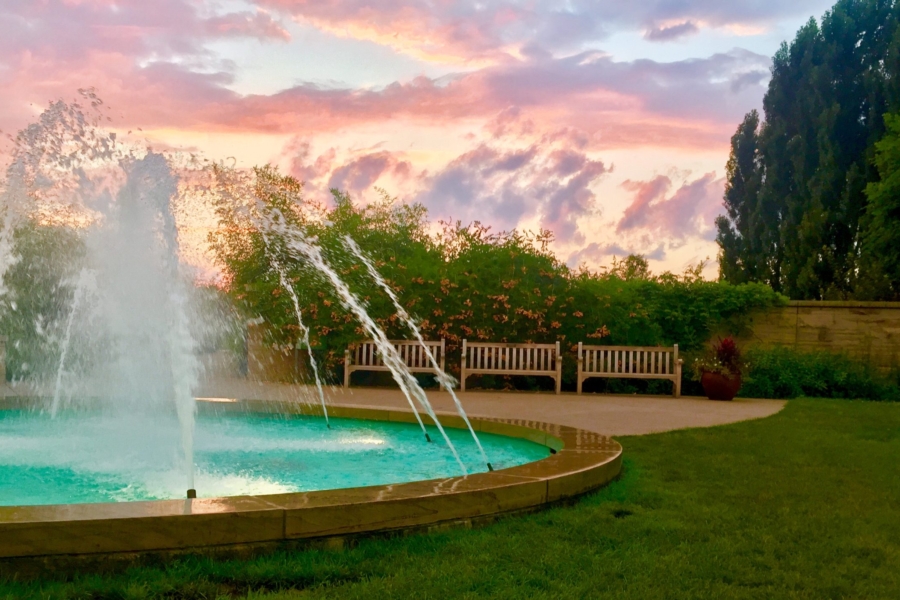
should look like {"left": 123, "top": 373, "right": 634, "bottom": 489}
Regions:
{"left": 208, "top": 166, "right": 783, "bottom": 386}
{"left": 858, "top": 113, "right": 900, "bottom": 298}
{"left": 717, "top": 0, "right": 900, "bottom": 299}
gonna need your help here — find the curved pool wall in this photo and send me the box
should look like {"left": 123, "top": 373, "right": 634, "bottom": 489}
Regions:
{"left": 0, "top": 398, "right": 622, "bottom": 577}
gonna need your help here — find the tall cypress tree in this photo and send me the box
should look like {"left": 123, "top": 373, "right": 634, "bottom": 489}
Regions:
{"left": 717, "top": 0, "right": 900, "bottom": 299}
{"left": 717, "top": 110, "right": 762, "bottom": 285}
{"left": 858, "top": 113, "right": 900, "bottom": 299}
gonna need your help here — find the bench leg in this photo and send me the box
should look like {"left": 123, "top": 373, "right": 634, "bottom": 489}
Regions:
{"left": 556, "top": 359, "right": 562, "bottom": 394}
{"left": 674, "top": 361, "right": 683, "bottom": 397}
{"left": 343, "top": 351, "right": 350, "bottom": 389}
{"left": 577, "top": 375, "right": 582, "bottom": 395}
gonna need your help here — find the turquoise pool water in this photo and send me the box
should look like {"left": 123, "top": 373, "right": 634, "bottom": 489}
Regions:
{"left": 0, "top": 408, "right": 548, "bottom": 506}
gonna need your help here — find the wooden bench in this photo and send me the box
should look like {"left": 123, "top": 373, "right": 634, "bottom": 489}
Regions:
{"left": 577, "top": 343, "right": 683, "bottom": 397}
{"left": 460, "top": 340, "right": 562, "bottom": 393}
{"left": 344, "top": 339, "right": 445, "bottom": 388}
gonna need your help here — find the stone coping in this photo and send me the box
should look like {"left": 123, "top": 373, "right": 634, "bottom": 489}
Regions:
{"left": 0, "top": 399, "right": 622, "bottom": 574}
{"left": 785, "top": 300, "right": 900, "bottom": 309}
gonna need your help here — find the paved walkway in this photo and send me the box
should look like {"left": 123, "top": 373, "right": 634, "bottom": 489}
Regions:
{"left": 196, "top": 378, "right": 786, "bottom": 437}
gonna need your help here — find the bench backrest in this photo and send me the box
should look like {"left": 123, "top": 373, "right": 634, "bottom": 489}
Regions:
{"left": 578, "top": 343, "right": 679, "bottom": 376}
{"left": 462, "top": 340, "right": 560, "bottom": 373}
{"left": 350, "top": 339, "right": 444, "bottom": 370}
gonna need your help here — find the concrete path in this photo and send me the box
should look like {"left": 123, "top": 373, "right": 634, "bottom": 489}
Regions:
{"left": 196, "top": 378, "right": 786, "bottom": 437}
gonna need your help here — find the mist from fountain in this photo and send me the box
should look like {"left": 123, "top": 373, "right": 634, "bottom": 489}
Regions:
{"left": 50, "top": 268, "right": 90, "bottom": 417}
{"left": 0, "top": 96, "right": 495, "bottom": 503}
{"left": 0, "top": 98, "right": 205, "bottom": 494}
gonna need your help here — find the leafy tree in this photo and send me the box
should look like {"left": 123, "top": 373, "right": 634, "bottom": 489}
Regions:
{"left": 858, "top": 113, "right": 900, "bottom": 299}
{"left": 0, "top": 220, "right": 85, "bottom": 380}
{"left": 717, "top": 110, "right": 763, "bottom": 285}
{"left": 208, "top": 166, "right": 784, "bottom": 389}
{"left": 607, "top": 254, "right": 652, "bottom": 281}
{"left": 717, "top": 0, "right": 900, "bottom": 299}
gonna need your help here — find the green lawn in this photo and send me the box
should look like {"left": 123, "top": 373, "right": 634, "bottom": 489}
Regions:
{"left": 3, "top": 399, "right": 900, "bottom": 599}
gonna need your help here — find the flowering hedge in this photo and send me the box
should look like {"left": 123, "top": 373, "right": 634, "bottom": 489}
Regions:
{"left": 209, "top": 167, "right": 785, "bottom": 388}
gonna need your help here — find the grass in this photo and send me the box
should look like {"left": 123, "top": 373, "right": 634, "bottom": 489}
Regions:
{"left": 3, "top": 398, "right": 900, "bottom": 599}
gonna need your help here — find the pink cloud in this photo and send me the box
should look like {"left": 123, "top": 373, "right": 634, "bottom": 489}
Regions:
{"left": 204, "top": 10, "right": 291, "bottom": 41}
{"left": 286, "top": 139, "right": 336, "bottom": 184}
{"left": 0, "top": 0, "right": 773, "bottom": 156}
{"left": 644, "top": 21, "right": 699, "bottom": 42}
{"left": 327, "top": 151, "right": 412, "bottom": 194}
{"left": 0, "top": 1, "right": 287, "bottom": 63}
{"left": 279, "top": 117, "right": 607, "bottom": 244}
{"left": 0, "top": 1, "right": 296, "bottom": 135}
{"left": 255, "top": 0, "right": 830, "bottom": 62}
{"left": 414, "top": 135, "right": 607, "bottom": 243}
{"left": 566, "top": 242, "right": 667, "bottom": 269}
{"left": 617, "top": 172, "right": 724, "bottom": 240}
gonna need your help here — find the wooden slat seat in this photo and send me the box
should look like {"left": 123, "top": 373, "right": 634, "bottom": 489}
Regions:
{"left": 344, "top": 339, "right": 445, "bottom": 388}
{"left": 577, "top": 343, "right": 683, "bottom": 397}
{"left": 461, "top": 340, "right": 562, "bottom": 394}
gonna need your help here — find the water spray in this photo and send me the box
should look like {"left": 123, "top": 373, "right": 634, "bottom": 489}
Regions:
{"left": 265, "top": 213, "right": 468, "bottom": 475}
{"left": 260, "top": 231, "right": 331, "bottom": 429}
{"left": 346, "top": 236, "right": 494, "bottom": 472}
{"left": 50, "top": 268, "right": 92, "bottom": 418}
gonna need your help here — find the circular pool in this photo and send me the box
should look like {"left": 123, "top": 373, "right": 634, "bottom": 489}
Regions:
{"left": 0, "top": 408, "right": 548, "bottom": 506}
{"left": 0, "top": 399, "right": 621, "bottom": 577}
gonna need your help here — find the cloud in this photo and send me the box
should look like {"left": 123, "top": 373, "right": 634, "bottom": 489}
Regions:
{"left": 174, "top": 48, "right": 768, "bottom": 149}
{"left": 644, "top": 21, "right": 699, "bottom": 42}
{"left": 0, "top": 0, "right": 296, "bottom": 132}
{"left": 617, "top": 172, "right": 724, "bottom": 240}
{"left": 0, "top": 0, "right": 773, "bottom": 156}
{"left": 285, "top": 138, "right": 335, "bottom": 181}
{"left": 730, "top": 69, "right": 768, "bottom": 92}
{"left": 204, "top": 10, "right": 291, "bottom": 41}
{"left": 279, "top": 115, "right": 607, "bottom": 244}
{"left": 0, "top": 1, "right": 288, "bottom": 63}
{"left": 566, "top": 242, "right": 667, "bottom": 269}
{"left": 415, "top": 133, "right": 607, "bottom": 243}
{"left": 327, "top": 151, "right": 412, "bottom": 194}
{"left": 255, "top": 0, "right": 830, "bottom": 64}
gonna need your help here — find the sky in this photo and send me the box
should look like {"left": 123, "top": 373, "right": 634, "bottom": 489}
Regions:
{"left": 0, "top": 0, "right": 838, "bottom": 277}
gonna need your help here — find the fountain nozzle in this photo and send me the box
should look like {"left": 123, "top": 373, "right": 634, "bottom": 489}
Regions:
{"left": 487, "top": 463, "right": 494, "bottom": 471}
{"left": 187, "top": 489, "right": 197, "bottom": 499}
{"left": 425, "top": 433, "right": 433, "bottom": 443}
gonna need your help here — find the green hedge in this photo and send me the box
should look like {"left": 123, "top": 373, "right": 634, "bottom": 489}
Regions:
{"left": 740, "top": 346, "right": 899, "bottom": 401}
{"left": 209, "top": 168, "right": 786, "bottom": 388}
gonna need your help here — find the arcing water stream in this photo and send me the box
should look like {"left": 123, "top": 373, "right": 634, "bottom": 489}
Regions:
{"left": 260, "top": 230, "right": 330, "bottom": 429}
{"left": 262, "top": 210, "right": 470, "bottom": 474}
{"left": 344, "top": 236, "right": 493, "bottom": 471}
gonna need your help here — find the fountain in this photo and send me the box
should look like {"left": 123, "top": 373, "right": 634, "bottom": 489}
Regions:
{"left": 0, "top": 94, "right": 506, "bottom": 495}
{"left": 0, "top": 97, "right": 621, "bottom": 574}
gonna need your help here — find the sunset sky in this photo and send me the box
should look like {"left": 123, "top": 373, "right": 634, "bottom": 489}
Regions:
{"left": 0, "top": 0, "right": 837, "bottom": 276}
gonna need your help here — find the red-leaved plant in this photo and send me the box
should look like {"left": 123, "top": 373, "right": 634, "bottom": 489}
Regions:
{"left": 691, "top": 336, "right": 744, "bottom": 379}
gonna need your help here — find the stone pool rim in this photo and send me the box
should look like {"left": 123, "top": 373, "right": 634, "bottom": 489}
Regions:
{"left": 0, "top": 397, "right": 622, "bottom": 575}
